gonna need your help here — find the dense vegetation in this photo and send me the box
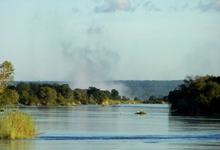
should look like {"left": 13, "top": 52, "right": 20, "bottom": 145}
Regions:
{"left": 4, "top": 82, "right": 141, "bottom": 106}
{"left": 0, "top": 61, "right": 168, "bottom": 106}
{"left": 143, "top": 95, "right": 168, "bottom": 104}
{"left": 14, "top": 80, "right": 183, "bottom": 104}
{"left": 0, "top": 61, "right": 19, "bottom": 107}
{"left": 0, "top": 61, "right": 139, "bottom": 107}
{"left": 169, "top": 75, "right": 220, "bottom": 115}
{"left": 0, "top": 61, "right": 38, "bottom": 139}
{"left": 0, "top": 110, "right": 38, "bottom": 139}
{"left": 13, "top": 80, "right": 182, "bottom": 101}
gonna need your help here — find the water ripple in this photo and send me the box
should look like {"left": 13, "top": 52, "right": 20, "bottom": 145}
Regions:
{"left": 38, "top": 134, "right": 220, "bottom": 142}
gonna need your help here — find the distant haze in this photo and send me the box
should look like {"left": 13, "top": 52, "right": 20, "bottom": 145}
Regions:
{"left": 1, "top": 0, "right": 220, "bottom": 85}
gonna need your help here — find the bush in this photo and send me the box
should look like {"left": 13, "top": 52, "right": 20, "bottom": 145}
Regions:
{"left": 0, "top": 110, "right": 39, "bottom": 139}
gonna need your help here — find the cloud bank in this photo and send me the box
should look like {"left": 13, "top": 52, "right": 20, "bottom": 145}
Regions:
{"left": 196, "top": 0, "right": 220, "bottom": 12}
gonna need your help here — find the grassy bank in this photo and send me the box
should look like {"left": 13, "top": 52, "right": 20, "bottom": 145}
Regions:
{"left": 0, "top": 110, "right": 39, "bottom": 139}
{"left": 101, "top": 99, "right": 143, "bottom": 106}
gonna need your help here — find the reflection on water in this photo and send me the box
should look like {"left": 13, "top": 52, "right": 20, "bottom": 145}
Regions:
{"left": 169, "top": 115, "right": 220, "bottom": 133}
{"left": 0, "top": 140, "right": 36, "bottom": 150}
{"left": 0, "top": 104, "right": 220, "bottom": 150}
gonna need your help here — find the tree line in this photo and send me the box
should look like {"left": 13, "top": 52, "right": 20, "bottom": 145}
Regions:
{"left": 0, "top": 61, "right": 171, "bottom": 107}
{"left": 168, "top": 75, "right": 220, "bottom": 115}
{"left": 4, "top": 82, "right": 138, "bottom": 106}
{"left": 0, "top": 61, "right": 144, "bottom": 107}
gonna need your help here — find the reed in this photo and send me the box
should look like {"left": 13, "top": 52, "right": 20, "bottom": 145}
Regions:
{"left": 0, "top": 110, "right": 39, "bottom": 139}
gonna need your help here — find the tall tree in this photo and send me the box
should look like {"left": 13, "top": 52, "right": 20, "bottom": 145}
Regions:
{"left": 111, "top": 89, "right": 119, "bottom": 100}
{"left": 0, "top": 61, "right": 14, "bottom": 93}
{"left": 16, "top": 82, "right": 30, "bottom": 94}
{"left": 0, "top": 61, "right": 18, "bottom": 107}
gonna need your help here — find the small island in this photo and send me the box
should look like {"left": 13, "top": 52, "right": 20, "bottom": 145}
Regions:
{"left": 135, "top": 111, "right": 147, "bottom": 115}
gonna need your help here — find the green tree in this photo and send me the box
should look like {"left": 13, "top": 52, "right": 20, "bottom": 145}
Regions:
{"left": 111, "top": 89, "right": 120, "bottom": 100}
{"left": 88, "top": 87, "right": 100, "bottom": 99}
{"left": 55, "top": 94, "right": 65, "bottom": 105}
{"left": 0, "top": 61, "right": 16, "bottom": 107}
{"left": 134, "top": 97, "right": 140, "bottom": 101}
{"left": 122, "top": 96, "right": 129, "bottom": 100}
{"left": 16, "top": 82, "right": 30, "bottom": 95}
{"left": 134, "top": 97, "right": 142, "bottom": 104}
{"left": 169, "top": 75, "right": 220, "bottom": 115}
{"left": 0, "top": 89, "right": 19, "bottom": 107}
{"left": 29, "top": 82, "right": 39, "bottom": 95}
{"left": 0, "top": 61, "right": 14, "bottom": 93}
{"left": 149, "top": 95, "right": 156, "bottom": 101}
{"left": 28, "top": 95, "right": 40, "bottom": 105}
{"left": 39, "top": 87, "right": 57, "bottom": 105}
{"left": 98, "top": 92, "right": 108, "bottom": 104}
{"left": 58, "top": 84, "right": 72, "bottom": 99}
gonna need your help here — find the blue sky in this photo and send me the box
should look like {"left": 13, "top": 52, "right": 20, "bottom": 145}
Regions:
{"left": 1, "top": 0, "right": 220, "bottom": 82}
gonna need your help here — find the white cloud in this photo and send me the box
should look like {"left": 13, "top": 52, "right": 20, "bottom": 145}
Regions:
{"left": 94, "top": 0, "right": 132, "bottom": 13}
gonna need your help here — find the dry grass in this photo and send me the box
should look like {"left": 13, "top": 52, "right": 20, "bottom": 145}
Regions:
{"left": 0, "top": 110, "right": 39, "bottom": 139}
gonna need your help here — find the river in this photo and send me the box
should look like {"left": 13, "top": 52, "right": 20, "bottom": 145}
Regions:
{"left": 1, "top": 104, "right": 220, "bottom": 150}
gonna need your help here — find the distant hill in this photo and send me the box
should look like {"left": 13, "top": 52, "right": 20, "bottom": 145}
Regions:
{"left": 13, "top": 80, "right": 183, "bottom": 101}
{"left": 111, "top": 80, "right": 183, "bottom": 100}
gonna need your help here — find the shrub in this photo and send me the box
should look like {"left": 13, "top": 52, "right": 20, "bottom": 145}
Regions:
{"left": 135, "top": 111, "right": 147, "bottom": 115}
{"left": 0, "top": 110, "right": 39, "bottom": 139}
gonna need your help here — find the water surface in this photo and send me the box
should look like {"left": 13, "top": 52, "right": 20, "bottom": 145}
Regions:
{"left": 1, "top": 104, "right": 220, "bottom": 150}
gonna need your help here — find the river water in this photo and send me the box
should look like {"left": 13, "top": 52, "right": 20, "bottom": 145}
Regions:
{"left": 1, "top": 104, "right": 220, "bottom": 150}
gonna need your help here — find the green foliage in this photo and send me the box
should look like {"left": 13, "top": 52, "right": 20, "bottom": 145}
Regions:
{"left": 29, "top": 82, "right": 40, "bottom": 95}
{"left": 0, "top": 61, "right": 14, "bottom": 93}
{"left": 1, "top": 61, "right": 140, "bottom": 106}
{"left": 16, "top": 82, "right": 30, "bottom": 94}
{"left": 19, "top": 91, "right": 30, "bottom": 105}
{"left": 0, "top": 110, "right": 38, "bottom": 139}
{"left": 111, "top": 89, "right": 120, "bottom": 100}
{"left": 134, "top": 97, "right": 142, "bottom": 104}
{"left": 143, "top": 95, "right": 167, "bottom": 104}
{"left": 122, "top": 96, "right": 129, "bottom": 100}
{"left": 149, "top": 95, "right": 156, "bottom": 101}
{"left": 87, "top": 87, "right": 111, "bottom": 104}
{"left": 56, "top": 84, "right": 72, "bottom": 99}
{"left": 134, "top": 97, "right": 140, "bottom": 101}
{"left": 39, "top": 87, "right": 57, "bottom": 105}
{"left": 169, "top": 75, "right": 220, "bottom": 115}
{"left": 1, "top": 89, "right": 19, "bottom": 106}
{"left": 9, "top": 81, "right": 142, "bottom": 106}
{"left": 55, "top": 95, "right": 65, "bottom": 105}
{"left": 0, "top": 61, "right": 16, "bottom": 107}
